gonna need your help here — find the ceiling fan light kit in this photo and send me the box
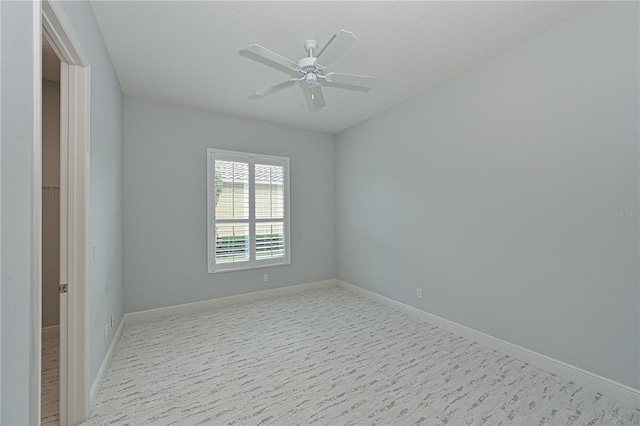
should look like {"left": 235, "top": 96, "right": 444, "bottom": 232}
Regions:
{"left": 244, "top": 30, "right": 378, "bottom": 111}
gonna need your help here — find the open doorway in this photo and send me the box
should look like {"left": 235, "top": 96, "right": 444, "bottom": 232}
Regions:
{"left": 39, "top": 1, "right": 92, "bottom": 423}
{"left": 41, "top": 35, "right": 62, "bottom": 426}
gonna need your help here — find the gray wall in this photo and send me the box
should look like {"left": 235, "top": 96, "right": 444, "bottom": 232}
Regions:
{"left": 1, "top": 2, "right": 124, "bottom": 421}
{"left": 123, "top": 96, "right": 336, "bottom": 313}
{"left": 335, "top": 2, "right": 639, "bottom": 389}
{"left": 42, "top": 80, "right": 61, "bottom": 187}
{"left": 1, "top": 2, "right": 39, "bottom": 423}
{"left": 42, "top": 79, "right": 61, "bottom": 328}
{"left": 58, "top": 0, "right": 124, "bottom": 385}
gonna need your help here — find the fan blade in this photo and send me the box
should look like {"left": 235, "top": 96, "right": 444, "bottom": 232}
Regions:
{"left": 247, "top": 44, "right": 298, "bottom": 71}
{"left": 253, "top": 80, "right": 297, "bottom": 97}
{"left": 326, "top": 73, "right": 377, "bottom": 90}
{"left": 317, "top": 30, "right": 357, "bottom": 66}
{"left": 310, "top": 85, "right": 326, "bottom": 110}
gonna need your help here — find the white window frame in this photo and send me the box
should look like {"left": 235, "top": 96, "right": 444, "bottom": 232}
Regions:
{"left": 207, "top": 148, "right": 291, "bottom": 273}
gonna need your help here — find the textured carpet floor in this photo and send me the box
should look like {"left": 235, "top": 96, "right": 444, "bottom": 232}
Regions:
{"left": 85, "top": 287, "right": 639, "bottom": 425}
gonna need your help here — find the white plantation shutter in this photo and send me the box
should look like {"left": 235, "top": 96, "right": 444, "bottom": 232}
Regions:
{"left": 215, "top": 223, "right": 250, "bottom": 263}
{"left": 208, "top": 149, "right": 290, "bottom": 272}
{"left": 255, "top": 164, "right": 285, "bottom": 260}
{"left": 214, "top": 160, "right": 250, "bottom": 264}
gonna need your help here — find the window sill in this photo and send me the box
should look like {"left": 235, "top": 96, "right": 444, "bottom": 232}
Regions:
{"left": 208, "top": 260, "right": 290, "bottom": 274}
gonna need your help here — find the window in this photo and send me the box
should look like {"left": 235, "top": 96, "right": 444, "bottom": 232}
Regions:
{"left": 207, "top": 148, "right": 290, "bottom": 273}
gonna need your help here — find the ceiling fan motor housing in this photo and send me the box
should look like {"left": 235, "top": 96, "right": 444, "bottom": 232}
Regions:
{"left": 297, "top": 57, "right": 318, "bottom": 73}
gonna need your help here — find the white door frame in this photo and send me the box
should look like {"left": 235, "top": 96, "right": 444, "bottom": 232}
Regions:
{"left": 40, "top": 1, "right": 91, "bottom": 424}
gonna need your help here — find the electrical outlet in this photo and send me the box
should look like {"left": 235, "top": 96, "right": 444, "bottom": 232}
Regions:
{"left": 104, "top": 324, "right": 108, "bottom": 340}
{"left": 111, "top": 315, "right": 115, "bottom": 327}
{"left": 416, "top": 288, "right": 423, "bottom": 299}
{"left": 92, "top": 244, "right": 98, "bottom": 260}
{"left": 263, "top": 274, "right": 268, "bottom": 282}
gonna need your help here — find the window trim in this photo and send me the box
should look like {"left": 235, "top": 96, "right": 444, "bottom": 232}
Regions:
{"left": 207, "top": 148, "right": 291, "bottom": 273}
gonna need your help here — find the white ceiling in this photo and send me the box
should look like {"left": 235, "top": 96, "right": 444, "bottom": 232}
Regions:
{"left": 91, "top": 1, "right": 597, "bottom": 135}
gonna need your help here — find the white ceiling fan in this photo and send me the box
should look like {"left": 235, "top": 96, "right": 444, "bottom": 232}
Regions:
{"left": 244, "top": 30, "right": 378, "bottom": 111}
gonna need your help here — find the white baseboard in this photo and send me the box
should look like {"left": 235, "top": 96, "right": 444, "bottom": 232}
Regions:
{"left": 42, "top": 325, "right": 59, "bottom": 340}
{"left": 90, "top": 318, "right": 124, "bottom": 406}
{"left": 124, "top": 279, "right": 338, "bottom": 324}
{"left": 336, "top": 280, "right": 640, "bottom": 409}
